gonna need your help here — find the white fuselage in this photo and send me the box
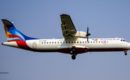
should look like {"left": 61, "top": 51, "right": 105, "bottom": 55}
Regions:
{"left": 3, "top": 38, "right": 130, "bottom": 54}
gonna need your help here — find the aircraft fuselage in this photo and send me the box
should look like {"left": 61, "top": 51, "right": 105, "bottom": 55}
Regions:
{"left": 2, "top": 38, "right": 130, "bottom": 55}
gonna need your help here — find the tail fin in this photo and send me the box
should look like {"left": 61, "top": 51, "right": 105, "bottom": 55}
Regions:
{"left": 1, "top": 19, "right": 35, "bottom": 41}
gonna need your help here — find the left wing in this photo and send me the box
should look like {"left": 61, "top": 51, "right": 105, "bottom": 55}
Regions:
{"left": 60, "top": 14, "right": 77, "bottom": 40}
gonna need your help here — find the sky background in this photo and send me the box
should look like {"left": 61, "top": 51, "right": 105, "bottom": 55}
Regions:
{"left": 0, "top": 0, "right": 130, "bottom": 80}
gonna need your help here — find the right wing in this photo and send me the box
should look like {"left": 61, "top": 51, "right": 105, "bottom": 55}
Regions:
{"left": 60, "top": 14, "right": 77, "bottom": 40}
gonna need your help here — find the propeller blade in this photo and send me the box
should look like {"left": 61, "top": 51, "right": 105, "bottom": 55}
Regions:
{"left": 86, "top": 27, "right": 91, "bottom": 36}
{"left": 86, "top": 26, "right": 91, "bottom": 42}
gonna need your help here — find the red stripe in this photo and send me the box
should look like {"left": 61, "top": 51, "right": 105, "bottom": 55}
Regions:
{"left": 15, "top": 40, "right": 29, "bottom": 48}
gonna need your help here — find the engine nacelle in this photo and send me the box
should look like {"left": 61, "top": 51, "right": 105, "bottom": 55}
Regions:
{"left": 75, "top": 31, "right": 87, "bottom": 38}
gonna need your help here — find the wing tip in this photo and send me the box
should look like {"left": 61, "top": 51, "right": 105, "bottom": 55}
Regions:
{"left": 60, "top": 14, "right": 70, "bottom": 17}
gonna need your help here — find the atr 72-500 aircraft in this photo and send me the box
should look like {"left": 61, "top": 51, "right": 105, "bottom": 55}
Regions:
{"left": 1, "top": 14, "right": 130, "bottom": 60}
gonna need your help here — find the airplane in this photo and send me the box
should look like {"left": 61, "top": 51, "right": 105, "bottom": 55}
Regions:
{"left": 1, "top": 14, "right": 130, "bottom": 60}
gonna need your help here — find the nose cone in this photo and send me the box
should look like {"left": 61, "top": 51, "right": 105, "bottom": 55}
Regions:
{"left": 126, "top": 43, "right": 130, "bottom": 50}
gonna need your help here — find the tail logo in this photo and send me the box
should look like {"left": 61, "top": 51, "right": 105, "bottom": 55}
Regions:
{"left": 2, "top": 19, "right": 36, "bottom": 41}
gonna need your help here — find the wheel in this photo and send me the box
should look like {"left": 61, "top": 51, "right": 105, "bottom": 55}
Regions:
{"left": 124, "top": 52, "right": 127, "bottom": 56}
{"left": 71, "top": 55, "right": 76, "bottom": 60}
{"left": 124, "top": 50, "right": 127, "bottom": 56}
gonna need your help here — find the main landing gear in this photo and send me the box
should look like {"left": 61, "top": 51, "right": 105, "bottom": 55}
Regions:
{"left": 71, "top": 54, "right": 76, "bottom": 60}
{"left": 70, "top": 47, "right": 77, "bottom": 60}
{"left": 124, "top": 50, "right": 128, "bottom": 56}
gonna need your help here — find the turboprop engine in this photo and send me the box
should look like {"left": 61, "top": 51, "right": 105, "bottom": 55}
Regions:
{"left": 75, "top": 31, "right": 87, "bottom": 38}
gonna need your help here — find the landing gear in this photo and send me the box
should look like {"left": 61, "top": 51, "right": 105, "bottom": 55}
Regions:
{"left": 70, "top": 46, "right": 77, "bottom": 60}
{"left": 71, "top": 55, "right": 76, "bottom": 60}
{"left": 124, "top": 50, "right": 128, "bottom": 56}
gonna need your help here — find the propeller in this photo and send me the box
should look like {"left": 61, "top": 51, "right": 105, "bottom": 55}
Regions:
{"left": 86, "top": 26, "right": 91, "bottom": 42}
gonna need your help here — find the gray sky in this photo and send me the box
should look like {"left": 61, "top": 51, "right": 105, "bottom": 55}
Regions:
{"left": 0, "top": 0, "right": 130, "bottom": 80}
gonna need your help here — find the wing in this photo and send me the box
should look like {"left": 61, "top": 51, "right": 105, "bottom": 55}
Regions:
{"left": 60, "top": 14, "right": 77, "bottom": 40}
